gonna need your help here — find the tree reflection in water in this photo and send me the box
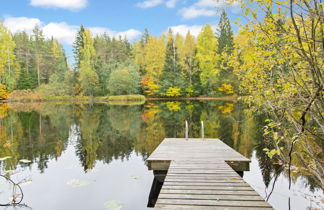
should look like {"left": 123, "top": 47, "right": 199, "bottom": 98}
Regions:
{"left": 0, "top": 101, "right": 322, "bottom": 209}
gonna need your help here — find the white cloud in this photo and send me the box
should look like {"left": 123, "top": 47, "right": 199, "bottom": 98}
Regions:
{"left": 136, "top": 0, "right": 179, "bottom": 8}
{"left": 118, "top": 29, "right": 142, "bottom": 40}
{"left": 179, "top": 0, "right": 240, "bottom": 19}
{"left": 3, "top": 17, "right": 141, "bottom": 45}
{"left": 43, "top": 22, "right": 78, "bottom": 44}
{"left": 136, "top": 0, "right": 163, "bottom": 8}
{"left": 168, "top": 24, "right": 217, "bottom": 37}
{"left": 195, "top": 0, "right": 227, "bottom": 7}
{"left": 3, "top": 17, "right": 42, "bottom": 34}
{"left": 179, "top": 7, "right": 215, "bottom": 19}
{"left": 30, "top": 0, "right": 87, "bottom": 10}
{"left": 169, "top": 25, "right": 203, "bottom": 37}
{"left": 166, "top": 0, "right": 177, "bottom": 8}
{"left": 90, "top": 27, "right": 142, "bottom": 40}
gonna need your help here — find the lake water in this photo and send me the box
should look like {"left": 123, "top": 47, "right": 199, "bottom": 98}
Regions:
{"left": 0, "top": 101, "right": 323, "bottom": 210}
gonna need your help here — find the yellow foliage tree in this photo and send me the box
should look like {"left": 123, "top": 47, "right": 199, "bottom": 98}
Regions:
{"left": 230, "top": 0, "right": 324, "bottom": 188}
{"left": 143, "top": 36, "right": 166, "bottom": 79}
{"left": 0, "top": 84, "right": 9, "bottom": 100}
{"left": 196, "top": 24, "right": 218, "bottom": 94}
{"left": 78, "top": 28, "right": 99, "bottom": 96}
{"left": 0, "top": 23, "right": 19, "bottom": 91}
{"left": 165, "top": 87, "right": 181, "bottom": 97}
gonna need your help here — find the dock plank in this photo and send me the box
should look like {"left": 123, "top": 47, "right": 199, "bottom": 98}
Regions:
{"left": 156, "top": 199, "right": 273, "bottom": 207}
{"left": 158, "top": 193, "right": 264, "bottom": 201}
{"left": 160, "top": 189, "right": 260, "bottom": 195}
{"left": 155, "top": 205, "right": 272, "bottom": 210}
{"left": 147, "top": 138, "right": 273, "bottom": 209}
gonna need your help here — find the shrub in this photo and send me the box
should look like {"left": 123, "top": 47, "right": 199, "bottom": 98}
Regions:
{"left": 0, "top": 84, "right": 9, "bottom": 100}
{"left": 107, "top": 67, "right": 139, "bottom": 95}
{"left": 8, "top": 89, "right": 43, "bottom": 101}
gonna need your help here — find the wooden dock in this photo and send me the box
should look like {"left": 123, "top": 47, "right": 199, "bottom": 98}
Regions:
{"left": 147, "top": 138, "right": 273, "bottom": 209}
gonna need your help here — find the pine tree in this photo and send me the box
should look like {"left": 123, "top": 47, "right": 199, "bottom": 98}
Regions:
{"left": 158, "top": 29, "right": 185, "bottom": 97}
{"left": 14, "top": 31, "right": 34, "bottom": 89}
{"left": 216, "top": 9, "right": 236, "bottom": 96}
{"left": 217, "top": 9, "right": 234, "bottom": 54}
{"left": 73, "top": 25, "right": 85, "bottom": 70}
{"left": 142, "top": 28, "right": 150, "bottom": 46}
{"left": 31, "top": 25, "right": 47, "bottom": 87}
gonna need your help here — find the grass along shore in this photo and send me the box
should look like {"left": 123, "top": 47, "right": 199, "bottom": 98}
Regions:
{"left": 3, "top": 90, "right": 146, "bottom": 103}
{"left": 1, "top": 90, "right": 237, "bottom": 103}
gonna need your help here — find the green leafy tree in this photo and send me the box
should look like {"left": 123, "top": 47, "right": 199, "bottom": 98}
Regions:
{"left": 107, "top": 65, "right": 140, "bottom": 95}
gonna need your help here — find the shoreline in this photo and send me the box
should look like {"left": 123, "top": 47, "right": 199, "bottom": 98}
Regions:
{"left": 0, "top": 97, "right": 238, "bottom": 103}
{"left": 146, "top": 96, "right": 237, "bottom": 101}
{"left": 0, "top": 96, "right": 238, "bottom": 103}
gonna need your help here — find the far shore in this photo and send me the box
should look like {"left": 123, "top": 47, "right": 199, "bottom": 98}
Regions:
{"left": 0, "top": 95, "right": 238, "bottom": 103}
{"left": 146, "top": 96, "right": 238, "bottom": 101}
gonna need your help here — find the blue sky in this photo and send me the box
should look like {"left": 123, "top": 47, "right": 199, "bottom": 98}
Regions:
{"left": 1, "top": 0, "right": 242, "bottom": 56}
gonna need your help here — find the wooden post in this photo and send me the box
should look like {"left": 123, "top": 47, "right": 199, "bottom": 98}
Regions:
{"left": 185, "top": 121, "right": 188, "bottom": 140}
{"left": 201, "top": 121, "right": 204, "bottom": 139}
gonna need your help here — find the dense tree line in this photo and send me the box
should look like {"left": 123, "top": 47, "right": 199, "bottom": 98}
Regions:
{"left": 0, "top": 9, "right": 235, "bottom": 99}
{"left": 0, "top": 24, "right": 68, "bottom": 95}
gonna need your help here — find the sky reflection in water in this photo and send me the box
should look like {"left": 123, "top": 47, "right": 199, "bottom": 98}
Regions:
{"left": 0, "top": 101, "right": 322, "bottom": 210}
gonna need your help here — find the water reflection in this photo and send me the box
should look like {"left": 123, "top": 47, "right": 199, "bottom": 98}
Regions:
{"left": 0, "top": 101, "right": 322, "bottom": 209}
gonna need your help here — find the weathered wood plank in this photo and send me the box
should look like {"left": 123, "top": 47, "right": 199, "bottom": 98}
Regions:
{"left": 167, "top": 172, "right": 240, "bottom": 176}
{"left": 155, "top": 204, "right": 272, "bottom": 210}
{"left": 163, "top": 182, "right": 249, "bottom": 187}
{"left": 168, "top": 170, "right": 237, "bottom": 174}
{"left": 160, "top": 189, "right": 260, "bottom": 195}
{"left": 161, "top": 185, "right": 254, "bottom": 191}
{"left": 165, "top": 179, "right": 244, "bottom": 183}
{"left": 166, "top": 174, "right": 241, "bottom": 179}
{"left": 146, "top": 138, "right": 273, "bottom": 209}
{"left": 156, "top": 199, "right": 273, "bottom": 207}
{"left": 158, "top": 193, "right": 264, "bottom": 201}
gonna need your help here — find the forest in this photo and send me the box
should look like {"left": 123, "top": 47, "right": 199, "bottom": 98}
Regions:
{"left": 0, "top": 0, "right": 323, "bottom": 191}
{"left": 0, "top": 0, "right": 323, "bottom": 208}
{"left": 0, "top": 9, "right": 237, "bottom": 99}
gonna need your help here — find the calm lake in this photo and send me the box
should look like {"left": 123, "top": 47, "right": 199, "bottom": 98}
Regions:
{"left": 0, "top": 101, "right": 323, "bottom": 210}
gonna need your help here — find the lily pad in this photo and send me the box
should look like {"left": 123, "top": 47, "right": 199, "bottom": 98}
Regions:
{"left": 104, "top": 200, "right": 123, "bottom": 210}
{"left": 67, "top": 179, "right": 91, "bottom": 188}
{"left": 67, "top": 165, "right": 78, "bottom": 169}
{"left": 131, "top": 176, "right": 140, "bottom": 180}
{"left": 0, "top": 156, "right": 12, "bottom": 161}
{"left": 19, "top": 159, "right": 32, "bottom": 163}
